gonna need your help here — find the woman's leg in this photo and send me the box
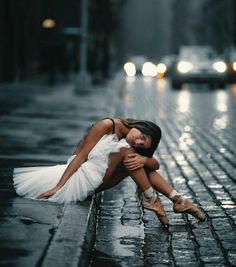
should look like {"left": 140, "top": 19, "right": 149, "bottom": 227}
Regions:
{"left": 102, "top": 147, "right": 152, "bottom": 192}
{"left": 94, "top": 148, "right": 136, "bottom": 193}
{"left": 147, "top": 171, "right": 174, "bottom": 198}
{"left": 95, "top": 167, "right": 128, "bottom": 193}
{"left": 95, "top": 148, "right": 169, "bottom": 225}
{"left": 122, "top": 154, "right": 169, "bottom": 225}
{"left": 147, "top": 171, "right": 205, "bottom": 221}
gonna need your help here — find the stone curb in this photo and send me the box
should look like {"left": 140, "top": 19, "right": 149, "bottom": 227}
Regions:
{"left": 40, "top": 73, "right": 125, "bottom": 267}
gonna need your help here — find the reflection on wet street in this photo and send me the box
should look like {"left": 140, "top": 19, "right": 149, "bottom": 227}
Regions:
{"left": 0, "top": 82, "right": 118, "bottom": 267}
{"left": 91, "top": 77, "right": 236, "bottom": 266}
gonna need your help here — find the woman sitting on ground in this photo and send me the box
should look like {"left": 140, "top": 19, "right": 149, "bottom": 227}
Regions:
{"left": 13, "top": 117, "right": 205, "bottom": 225}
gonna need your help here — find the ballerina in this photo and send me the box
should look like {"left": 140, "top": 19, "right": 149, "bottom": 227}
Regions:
{"left": 13, "top": 117, "right": 205, "bottom": 225}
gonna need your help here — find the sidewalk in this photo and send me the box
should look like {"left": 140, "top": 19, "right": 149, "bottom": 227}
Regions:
{"left": 0, "top": 73, "right": 124, "bottom": 267}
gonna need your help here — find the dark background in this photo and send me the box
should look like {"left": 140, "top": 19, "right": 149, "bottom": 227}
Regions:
{"left": 0, "top": 0, "right": 235, "bottom": 83}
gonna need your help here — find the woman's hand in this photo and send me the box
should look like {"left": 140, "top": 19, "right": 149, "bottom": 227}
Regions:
{"left": 123, "top": 153, "right": 147, "bottom": 171}
{"left": 37, "top": 186, "right": 61, "bottom": 199}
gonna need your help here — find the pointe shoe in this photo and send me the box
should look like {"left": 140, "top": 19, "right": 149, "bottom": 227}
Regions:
{"left": 143, "top": 196, "right": 169, "bottom": 226}
{"left": 173, "top": 195, "right": 205, "bottom": 221}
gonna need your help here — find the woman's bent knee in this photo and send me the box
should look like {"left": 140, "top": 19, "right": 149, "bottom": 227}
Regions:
{"left": 120, "top": 147, "right": 136, "bottom": 160}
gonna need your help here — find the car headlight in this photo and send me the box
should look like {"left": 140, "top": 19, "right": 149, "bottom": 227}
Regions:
{"left": 156, "top": 63, "right": 167, "bottom": 74}
{"left": 213, "top": 61, "right": 227, "bottom": 73}
{"left": 142, "top": 62, "right": 157, "bottom": 77}
{"left": 177, "top": 61, "right": 193, "bottom": 73}
{"left": 232, "top": 62, "right": 236, "bottom": 71}
{"left": 124, "top": 62, "right": 136, "bottom": 77}
{"left": 156, "top": 63, "right": 167, "bottom": 78}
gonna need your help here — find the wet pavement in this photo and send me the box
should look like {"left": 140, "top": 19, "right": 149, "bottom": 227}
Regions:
{"left": 91, "top": 78, "right": 236, "bottom": 267}
{"left": 0, "top": 75, "right": 124, "bottom": 267}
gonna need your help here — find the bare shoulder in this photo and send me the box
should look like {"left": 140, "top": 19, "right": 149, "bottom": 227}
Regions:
{"left": 91, "top": 118, "right": 114, "bottom": 135}
{"left": 74, "top": 119, "right": 115, "bottom": 155}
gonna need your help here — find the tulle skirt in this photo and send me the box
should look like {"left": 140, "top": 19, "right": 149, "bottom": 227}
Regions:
{"left": 13, "top": 134, "right": 130, "bottom": 203}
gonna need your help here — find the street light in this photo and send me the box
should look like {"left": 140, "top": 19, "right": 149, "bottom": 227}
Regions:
{"left": 42, "top": 19, "right": 56, "bottom": 29}
{"left": 75, "top": 0, "right": 91, "bottom": 92}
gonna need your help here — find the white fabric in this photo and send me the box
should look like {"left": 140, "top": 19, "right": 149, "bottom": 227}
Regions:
{"left": 13, "top": 134, "right": 130, "bottom": 204}
{"left": 144, "top": 187, "right": 155, "bottom": 198}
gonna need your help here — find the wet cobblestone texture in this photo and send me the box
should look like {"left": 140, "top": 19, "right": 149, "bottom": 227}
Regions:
{"left": 0, "top": 76, "right": 122, "bottom": 267}
{"left": 91, "top": 79, "right": 236, "bottom": 267}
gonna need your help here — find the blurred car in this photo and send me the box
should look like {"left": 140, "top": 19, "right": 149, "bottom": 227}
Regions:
{"left": 171, "top": 46, "right": 227, "bottom": 89}
{"left": 123, "top": 55, "right": 157, "bottom": 77}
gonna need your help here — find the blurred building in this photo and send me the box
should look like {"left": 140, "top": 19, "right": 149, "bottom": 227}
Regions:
{"left": 202, "top": 0, "right": 236, "bottom": 56}
{"left": 117, "top": 0, "right": 173, "bottom": 62}
{"left": 0, "top": 0, "right": 73, "bottom": 83}
{"left": 88, "top": 0, "right": 124, "bottom": 83}
{"left": 0, "top": 0, "right": 123, "bottom": 84}
{"left": 118, "top": 0, "right": 236, "bottom": 63}
{"left": 170, "top": 0, "right": 204, "bottom": 52}
{"left": 171, "top": 0, "right": 236, "bottom": 55}
{"left": 0, "top": 1, "right": 41, "bottom": 82}
{"left": 1, "top": 0, "right": 235, "bottom": 83}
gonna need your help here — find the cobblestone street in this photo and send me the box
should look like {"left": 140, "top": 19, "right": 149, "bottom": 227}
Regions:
{"left": 1, "top": 0, "right": 236, "bottom": 266}
{"left": 91, "top": 78, "right": 236, "bottom": 267}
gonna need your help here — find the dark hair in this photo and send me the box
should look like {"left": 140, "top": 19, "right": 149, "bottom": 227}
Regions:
{"left": 119, "top": 118, "right": 161, "bottom": 157}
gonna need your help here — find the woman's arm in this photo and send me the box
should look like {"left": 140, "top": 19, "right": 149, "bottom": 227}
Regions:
{"left": 37, "top": 120, "right": 113, "bottom": 199}
{"left": 123, "top": 153, "right": 160, "bottom": 171}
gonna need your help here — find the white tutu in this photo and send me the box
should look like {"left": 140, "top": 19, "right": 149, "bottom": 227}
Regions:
{"left": 13, "top": 134, "right": 130, "bottom": 203}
